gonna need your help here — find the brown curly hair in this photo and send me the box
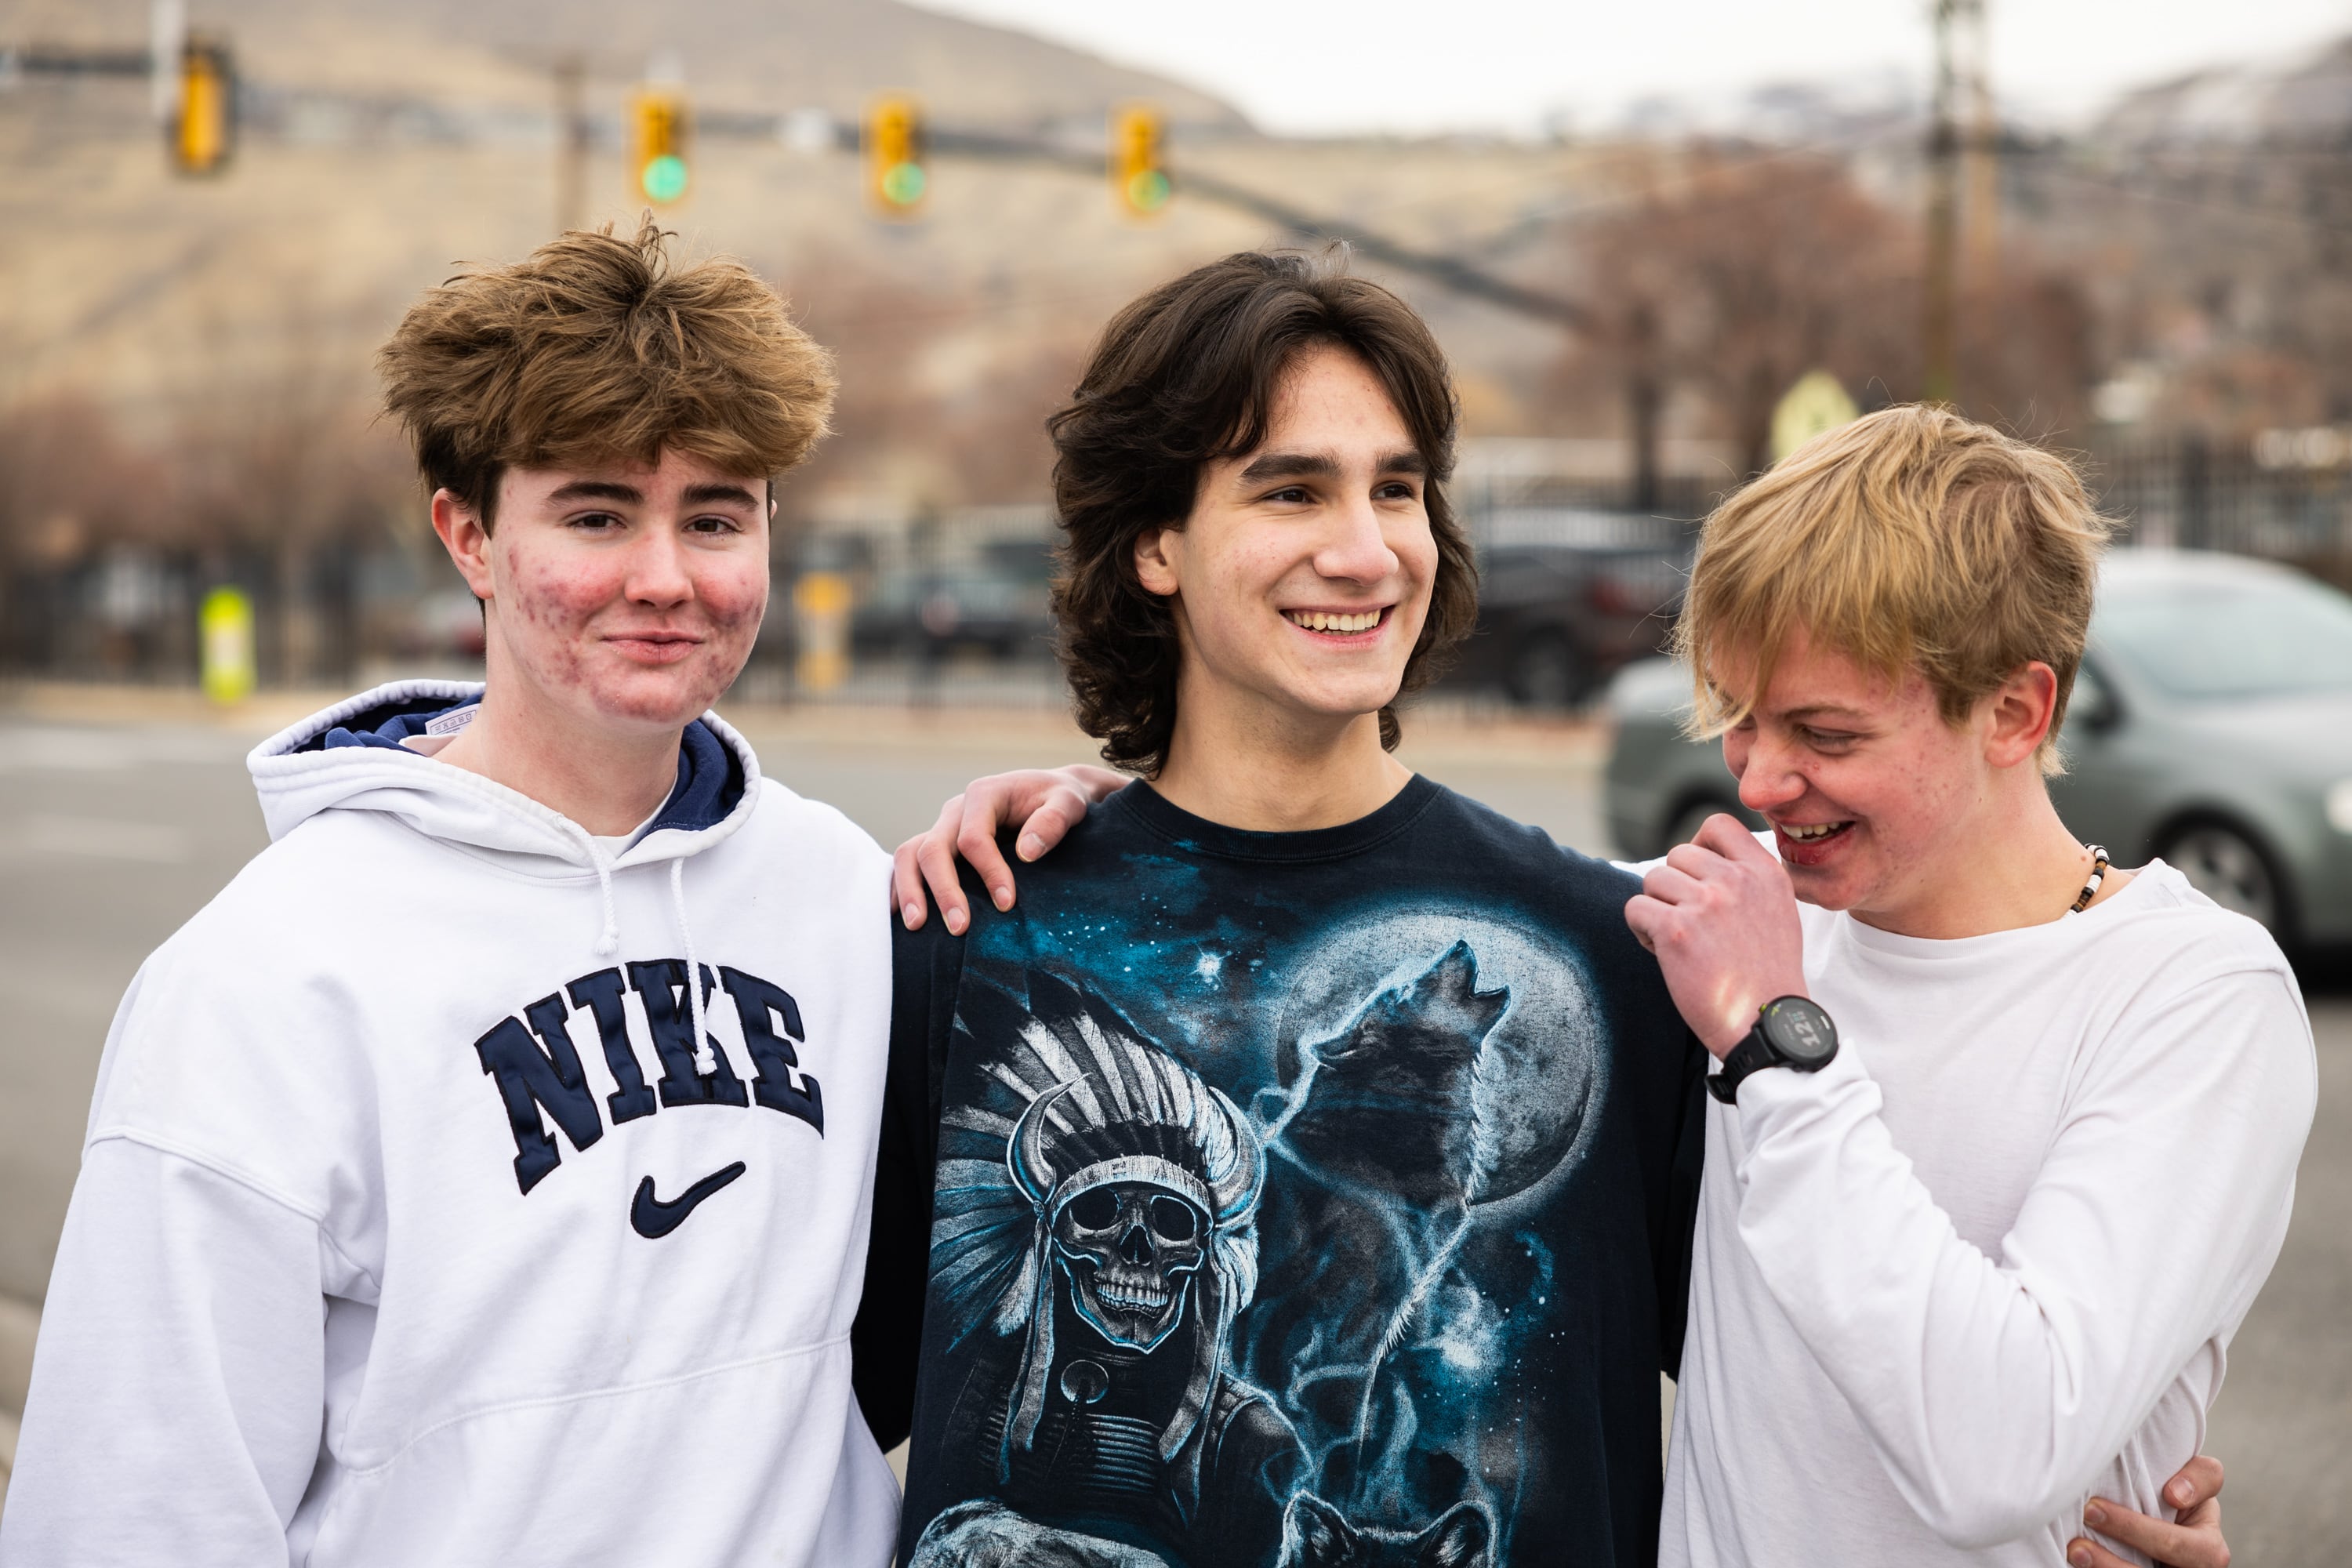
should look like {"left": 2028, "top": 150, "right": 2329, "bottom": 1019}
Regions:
{"left": 1050, "top": 250, "right": 1478, "bottom": 776}
{"left": 377, "top": 217, "right": 837, "bottom": 528}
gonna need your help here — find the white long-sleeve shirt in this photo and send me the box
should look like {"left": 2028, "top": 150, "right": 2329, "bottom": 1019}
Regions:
{"left": 1661, "top": 861, "right": 2315, "bottom": 1566}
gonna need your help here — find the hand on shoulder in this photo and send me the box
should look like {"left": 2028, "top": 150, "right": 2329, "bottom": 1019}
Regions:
{"left": 891, "top": 764, "right": 1127, "bottom": 933}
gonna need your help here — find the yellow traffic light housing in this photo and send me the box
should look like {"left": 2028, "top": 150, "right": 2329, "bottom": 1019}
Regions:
{"left": 172, "top": 38, "right": 234, "bottom": 176}
{"left": 631, "top": 88, "right": 691, "bottom": 205}
{"left": 866, "top": 96, "right": 926, "bottom": 216}
{"left": 1111, "top": 104, "right": 1170, "bottom": 219}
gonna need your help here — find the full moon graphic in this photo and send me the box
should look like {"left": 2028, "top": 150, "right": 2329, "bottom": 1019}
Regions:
{"left": 1269, "top": 907, "right": 1608, "bottom": 1210}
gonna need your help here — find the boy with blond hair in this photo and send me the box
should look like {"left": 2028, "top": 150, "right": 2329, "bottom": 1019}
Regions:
{"left": 2, "top": 224, "right": 901, "bottom": 1566}
{"left": 1625, "top": 404, "right": 2313, "bottom": 1566}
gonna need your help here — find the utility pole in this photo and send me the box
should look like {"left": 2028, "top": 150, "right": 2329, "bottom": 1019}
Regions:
{"left": 149, "top": 0, "right": 184, "bottom": 123}
{"left": 553, "top": 54, "right": 586, "bottom": 234}
{"left": 1962, "top": 1, "right": 1999, "bottom": 291}
{"left": 1923, "top": 0, "right": 1964, "bottom": 407}
{"left": 1925, "top": 0, "right": 1994, "bottom": 407}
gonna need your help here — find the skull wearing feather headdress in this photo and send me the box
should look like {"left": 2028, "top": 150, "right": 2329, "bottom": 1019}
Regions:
{"left": 935, "top": 971, "right": 1265, "bottom": 1473}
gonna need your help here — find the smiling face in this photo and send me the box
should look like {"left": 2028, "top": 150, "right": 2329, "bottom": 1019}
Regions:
{"left": 1715, "top": 626, "right": 2018, "bottom": 921}
{"left": 1134, "top": 343, "right": 1437, "bottom": 738}
{"left": 437, "top": 448, "right": 771, "bottom": 741}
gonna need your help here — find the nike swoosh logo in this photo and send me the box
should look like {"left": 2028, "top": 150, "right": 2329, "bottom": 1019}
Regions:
{"left": 630, "top": 1161, "right": 747, "bottom": 1239}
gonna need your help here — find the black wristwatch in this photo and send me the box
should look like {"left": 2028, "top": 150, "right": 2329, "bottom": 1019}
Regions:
{"left": 1707, "top": 996, "right": 1839, "bottom": 1104}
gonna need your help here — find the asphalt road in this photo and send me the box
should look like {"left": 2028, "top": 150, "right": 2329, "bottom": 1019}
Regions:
{"left": 0, "top": 695, "right": 2343, "bottom": 1558}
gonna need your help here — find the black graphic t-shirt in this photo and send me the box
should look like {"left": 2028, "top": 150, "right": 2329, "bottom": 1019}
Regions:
{"left": 855, "top": 776, "right": 1707, "bottom": 1568}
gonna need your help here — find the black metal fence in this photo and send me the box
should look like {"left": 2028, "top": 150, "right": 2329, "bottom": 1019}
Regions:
{"left": 2087, "top": 437, "right": 2352, "bottom": 586}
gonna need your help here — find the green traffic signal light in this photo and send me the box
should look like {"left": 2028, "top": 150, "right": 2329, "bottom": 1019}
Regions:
{"left": 880, "top": 160, "right": 926, "bottom": 207}
{"left": 1125, "top": 169, "right": 1171, "bottom": 213}
{"left": 641, "top": 153, "right": 688, "bottom": 203}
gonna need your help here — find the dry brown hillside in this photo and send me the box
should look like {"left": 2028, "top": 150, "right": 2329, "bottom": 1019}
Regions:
{"left": 0, "top": 0, "right": 1640, "bottom": 530}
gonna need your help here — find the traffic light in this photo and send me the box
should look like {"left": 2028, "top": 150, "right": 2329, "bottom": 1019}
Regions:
{"left": 172, "top": 38, "right": 234, "bottom": 176}
{"left": 1111, "top": 104, "right": 1170, "bottom": 219}
{"left": 631, "top": 88, "right": 691, "bottom": 205}
{"left": 866, "top": 96, "right": 926, "bottom": 216}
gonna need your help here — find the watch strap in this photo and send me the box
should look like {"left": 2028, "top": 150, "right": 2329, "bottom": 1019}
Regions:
{"left": 1707, "top": 1027, "right": 1780, "bottom": 1104}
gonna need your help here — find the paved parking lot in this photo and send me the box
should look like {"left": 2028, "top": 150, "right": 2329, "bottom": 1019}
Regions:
{"left": 0, "top": 688, "right": 2342, "bottom": 1557}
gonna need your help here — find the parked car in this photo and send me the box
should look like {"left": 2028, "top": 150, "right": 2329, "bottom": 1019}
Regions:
{"left": 1602, "top": 550, "right": 2352, "bottom": 949}
{"left": 1446, "top": 510, "right": 1691, "bottom": 707}
{"left": 850, "top": 541, "right": 1055, "bottom": 662}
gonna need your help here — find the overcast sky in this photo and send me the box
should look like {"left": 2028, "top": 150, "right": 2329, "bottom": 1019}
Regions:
{"left": 922, "top": 0, "right": 2352, "bottom": 136}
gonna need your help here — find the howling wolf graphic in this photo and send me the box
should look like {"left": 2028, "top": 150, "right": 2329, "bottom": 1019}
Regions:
{"left": 1242, "top": 937, "right": 1596, "bottom": 1551}
{"left": 1243, "top": 944, "right": 1505, "bottom": 1475}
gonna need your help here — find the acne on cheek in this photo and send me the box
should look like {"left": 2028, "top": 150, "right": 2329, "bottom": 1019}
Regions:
{"left": 701, "top": 582, "right": 767, "bottom": 630}
{"left": 522, "top": 563, "right": 615, "bottom": 622}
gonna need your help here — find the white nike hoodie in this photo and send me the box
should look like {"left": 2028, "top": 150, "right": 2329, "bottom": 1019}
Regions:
{"left": 0, "top": 681, "right": 901, "bottom": 1568}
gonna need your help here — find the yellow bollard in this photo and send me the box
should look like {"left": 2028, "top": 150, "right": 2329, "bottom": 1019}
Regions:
{"left": 200, "top": 586, "right": 256, "bottom": 704}
{"left": 793, "top": 572, "right": 852, "bottom": 694}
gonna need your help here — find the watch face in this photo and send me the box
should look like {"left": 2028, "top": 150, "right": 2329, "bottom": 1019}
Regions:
{"left": 1760, "top": 997, "right": 1838, "bottom": 1065}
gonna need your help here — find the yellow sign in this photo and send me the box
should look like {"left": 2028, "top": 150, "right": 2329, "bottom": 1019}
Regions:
{"left": 1770, "top": 370, "right": 1860, "bottom": 465}
{"left": 1111, "top": 104, "right": 1170, "bottom": 218}
{"left": 200, "top": 586, "right": 256, "bottom": 704}
{"left": 793, "top": 571, "right": 852, "bottom": 692}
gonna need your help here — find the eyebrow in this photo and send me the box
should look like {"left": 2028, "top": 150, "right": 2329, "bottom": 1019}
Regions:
{"left": 1776, "top": 704, "right": 1873, "bottom": 724}
{"left": 1235, "top": 448, "right": 1428, "bottom": 484}
{"left": 543, "top": 479, "right": 763, "bottom": 509}
{"left": 681, "top": 481, "right": 762, "bottom": 507}
{"left": 546, "top": 479, "right": 644, "bottom": 506}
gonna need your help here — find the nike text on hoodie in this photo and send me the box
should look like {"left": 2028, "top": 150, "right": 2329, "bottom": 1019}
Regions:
{"left": 0, "top": 681, "right": 902, "bottom": 1568}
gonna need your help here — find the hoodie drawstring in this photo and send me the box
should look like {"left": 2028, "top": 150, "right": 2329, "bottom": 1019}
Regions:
{"left": 672, "top": 856, "right": 716, "bottom": 1075}
{"left": 562, "top": 819, "right": 709, "bottom": 1076}
{"left": 592, "top": 858, "right": 622, "bottom": 956}
{"left": 553, "top": 817, "right": 625, "bottom": 956}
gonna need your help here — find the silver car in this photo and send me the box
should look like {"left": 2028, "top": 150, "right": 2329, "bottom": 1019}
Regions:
{"left": 1602, "top": 550, "right": 2352, "bottom": 949}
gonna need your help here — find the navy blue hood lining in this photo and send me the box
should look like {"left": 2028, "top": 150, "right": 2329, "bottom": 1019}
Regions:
{"left": 303, "top": 695, "right": 746, "bottom": 836}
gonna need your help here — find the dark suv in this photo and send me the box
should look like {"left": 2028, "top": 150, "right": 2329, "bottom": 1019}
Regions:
{"left": 1446, "top": 510, "right": 1693, "bottom": 707}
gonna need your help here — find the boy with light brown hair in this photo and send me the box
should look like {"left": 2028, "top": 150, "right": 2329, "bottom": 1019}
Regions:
{"left": 1624, "top": 404, "right": 2314, "bottom": 1566}
{"left": 3, "top": 223, "right": 902, "bottom": 1568}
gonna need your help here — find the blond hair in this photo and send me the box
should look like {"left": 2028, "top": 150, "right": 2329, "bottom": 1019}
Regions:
{"left": 378, "top": 218, "right": 837, "bottom": 529}
{"left": 1673, "top": 404, "right": 2112, "bottom": 774}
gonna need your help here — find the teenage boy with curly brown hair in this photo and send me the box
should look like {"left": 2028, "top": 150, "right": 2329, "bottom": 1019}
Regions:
{"left": 856, "top": 249, "right": 1709, "bottom": 1568}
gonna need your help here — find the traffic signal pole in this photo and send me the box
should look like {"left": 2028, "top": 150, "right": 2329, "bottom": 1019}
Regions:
{"left": 0, "top": 45, "right": 1593, "bottom": 336}
{"left": 2, "top": 22, "right": 234, "bottom": 176}
{"left": 871, "top": 118, "right": 1592, "bottom": 331}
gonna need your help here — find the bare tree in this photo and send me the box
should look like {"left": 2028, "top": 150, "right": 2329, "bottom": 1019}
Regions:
{"left": 1547, "top": 147, "right": 2094, "bottom": 484}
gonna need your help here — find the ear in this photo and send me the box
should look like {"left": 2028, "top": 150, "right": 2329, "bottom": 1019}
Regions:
{"left": 1982, "top": 660, "right": 2058, "bottom": 771}
{"left": 430, "top": 488, "right": 497, "bottom": 602}
{"left": 1423, "top": 1501, "right": 1493, "bottom": 1568}
{"left": 1283, "top": 1492, "right": 1350, "bottom": 1558}
{"left": 1132, "top": 526, "right": 1183, "bottom": 598}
